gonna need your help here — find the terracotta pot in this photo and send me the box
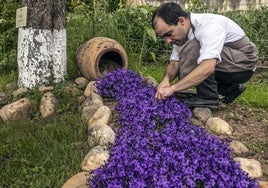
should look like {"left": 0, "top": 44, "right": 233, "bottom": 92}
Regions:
{"left": 76, "top": 37, "right": 128, "bottom": 80}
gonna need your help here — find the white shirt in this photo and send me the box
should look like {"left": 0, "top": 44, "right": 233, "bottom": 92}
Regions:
{"left": 170, "top": 13, "right": 245, "bottom": 64}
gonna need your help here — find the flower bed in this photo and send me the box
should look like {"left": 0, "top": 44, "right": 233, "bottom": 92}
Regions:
{"left": 89, "top": 69, "right": 259, "bottom": 188}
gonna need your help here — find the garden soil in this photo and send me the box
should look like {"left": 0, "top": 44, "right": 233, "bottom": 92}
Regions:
{"left": 213, "top": 102, "right": 268, "bottom": 181}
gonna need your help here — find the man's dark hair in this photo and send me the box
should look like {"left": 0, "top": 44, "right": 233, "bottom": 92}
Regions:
{"left": 152, "top": 2, "right": 189, "bottom": 28}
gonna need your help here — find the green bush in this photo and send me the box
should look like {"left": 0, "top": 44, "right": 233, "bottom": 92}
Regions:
{"left": 0, "top": 0, "right": 20, "bottom": 72}
{"left": 1, "top": 1, "right": 268, "bottom": 77}
{"left": 67, "top": 3, "right": 268, "bottom": 77}
{"left": 224, "top": 6, "right": 268, "bottom": 63}
{"left": 66, "top": 0, "right": 126, "bottom": 13}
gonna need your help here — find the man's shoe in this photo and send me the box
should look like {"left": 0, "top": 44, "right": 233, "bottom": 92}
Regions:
{"left": 181, "top": 97, "right": 219, "bottom": 109}
{"left": 222, "top": 84, "right": 246, "bottom": 104}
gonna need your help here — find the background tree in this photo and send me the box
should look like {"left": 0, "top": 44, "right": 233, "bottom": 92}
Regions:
{"left": 17, "top": 0, "right": 66, "bottom": 88}
{"left": 126, "top": 0, "right": 146, "bottom": 6}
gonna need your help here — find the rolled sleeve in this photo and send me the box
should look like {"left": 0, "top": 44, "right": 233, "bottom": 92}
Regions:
{"left": 196, "top": 23, "right": 226, "bottom": 64}
{"left": 170, "top": 45, "right": 180, "bottom": 61}
{"left": 198, "top": 50, "right": 222, "bottom": 64}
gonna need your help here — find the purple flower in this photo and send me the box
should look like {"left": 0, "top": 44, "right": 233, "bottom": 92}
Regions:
{"left": 89, "top": 69, "right": 259, "bottom": 188}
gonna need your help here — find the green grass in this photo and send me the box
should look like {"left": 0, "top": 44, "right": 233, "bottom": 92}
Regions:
{"left": 130, "top": 62, "right": 167, "bottom": 83}
{"left": 0, "top": 110, "right": 88, "bottom": 187}
{"left": 239, "top": 83, "right": 268, "bottom": 108}
{"left": 0, "top": 70, "right": 17, "bottom": 91}
{"left": 237, "top": 69, "right": 268, "bottom": 108}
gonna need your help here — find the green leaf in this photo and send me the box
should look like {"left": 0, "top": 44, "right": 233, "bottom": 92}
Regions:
{"left": 146, "top": 27, "right": 157, "bottom": 42}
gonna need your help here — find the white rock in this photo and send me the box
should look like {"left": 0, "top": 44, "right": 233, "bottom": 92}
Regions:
{"left": 81, "top": 145, "right": 109, "bottom": 172}
{"left": 193, "top": 107, "right": 213, "bottom": 123}
{"left": 91, "top": 92, "right": 103, "bottom": 104}
{"left": 40, "top": 92, "right": 56, "bottom": 119}
{"left": 206, "top": 117, "right": 233, "bottom": 135}
{"left": 229, "top": 140, "right": 249, "bottom": 154}
{"left": 87, "top": 124, "right": 115, "bottom": 148}
{"left": 62, "top": 171, "right": 88, "bottom": 188}
{"left": 88, "top": 106, "right": 112, "bottom": 128}
{"left": 234, "top": 157, "right": 263, "bottom": 178}
{"left": 38, "top": 86, "right": 54, "bottom": 92}
{"left": 75, "top": 77, "right": 88, "bottom": 88}
{"left": 84, "top": 81, "right": 97, "bottom": 98}
{"left": 12, "top": 87, "right": 28, "bottom": 98}
{"left": 259, "top": 181, "right": 268, "bottom": 188}
{"left": 81, "top": 97, "right": 103, "bottom": 123}
{"left": 0, "top": 98, "right": 32, "bottom": 122}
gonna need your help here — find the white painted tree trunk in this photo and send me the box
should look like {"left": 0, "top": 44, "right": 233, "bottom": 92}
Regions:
{"left": 17, "top": 0, "right": 66, "bottom": 89}
{"left": 52, "top": 29, "right": 67, "bottom": 83}
{"left": 17, "top": 28, "right": 66, "bottom": 88}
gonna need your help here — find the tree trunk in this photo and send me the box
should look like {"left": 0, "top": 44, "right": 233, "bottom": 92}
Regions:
{"left": 17, "top": 0, "right": 66, "bottom": 88}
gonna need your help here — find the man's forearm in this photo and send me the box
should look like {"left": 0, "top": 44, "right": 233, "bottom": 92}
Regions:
{"left": 163, "top": 61, "right": 180, "bottom": 82}
{"left": 171, "top": 59, "right": 217, "bottom": 92}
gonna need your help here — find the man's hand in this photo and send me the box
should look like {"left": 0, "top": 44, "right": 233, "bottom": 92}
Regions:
{"left": 155, "top": 60, "right": 180, "bottom": 100}
{"left": 155, "top": 79, "right": 170, "bottom": 100}
{"left": 155, "top": 85, "right": 175, "bottom": 100}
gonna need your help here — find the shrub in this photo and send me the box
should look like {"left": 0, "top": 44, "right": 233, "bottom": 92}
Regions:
{"left": 0, "top": 0, "right": 20, "bottom": 72}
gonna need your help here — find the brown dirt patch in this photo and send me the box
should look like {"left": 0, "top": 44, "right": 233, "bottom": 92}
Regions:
{"left": 213, "top": 102, "right": 268, "bottom": 181}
